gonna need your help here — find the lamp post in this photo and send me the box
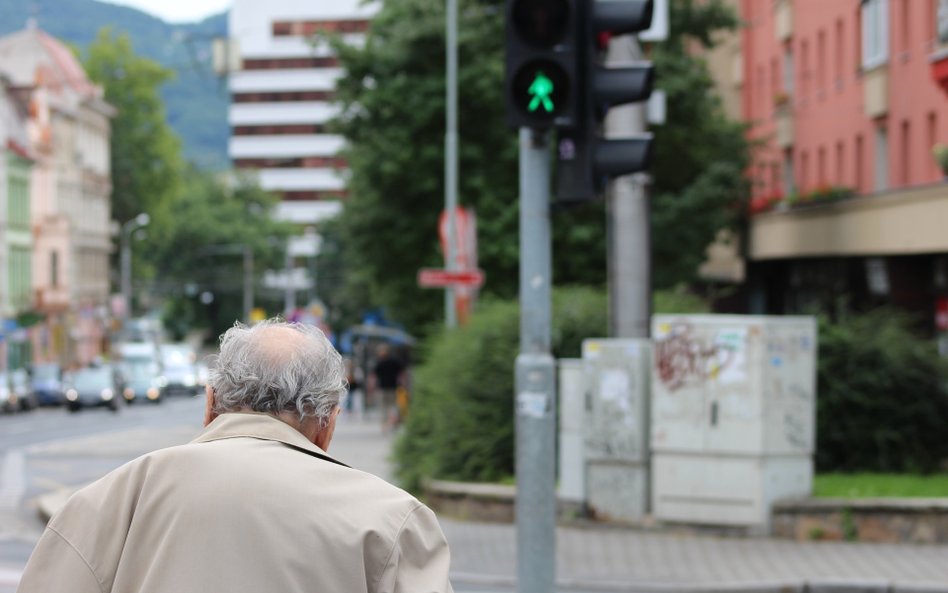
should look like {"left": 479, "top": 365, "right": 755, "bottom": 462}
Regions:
{"left": 120, "top": 212, "right": 150, "bottom": 319}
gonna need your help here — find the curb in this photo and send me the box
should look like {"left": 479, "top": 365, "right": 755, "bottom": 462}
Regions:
{"left": 448, "top": 574, "right": 948, "bottom": 593}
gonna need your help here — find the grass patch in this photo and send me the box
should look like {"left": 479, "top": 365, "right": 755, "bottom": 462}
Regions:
{"left": 814, "top": 473, "right": 948, "bottom": 498}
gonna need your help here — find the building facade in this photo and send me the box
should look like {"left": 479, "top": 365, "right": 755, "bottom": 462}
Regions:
{"left": 0, "top": 25, "right": 115, "bottom": 366}
{"left": 0, "top": 77, "right": 34, "bottom": 369}
{"left": 228, "top": 0, "right": 379, "bottom": 226}
{"left": 733, "top": 0, "right": 948, "bottom": 330}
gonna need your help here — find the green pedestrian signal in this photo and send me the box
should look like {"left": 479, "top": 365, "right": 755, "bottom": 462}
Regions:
{"left": 510, "top": 60, "right": 569, "bottom": 125}
{"left": 527, "top": 72, "right": 554, "bottom": 113}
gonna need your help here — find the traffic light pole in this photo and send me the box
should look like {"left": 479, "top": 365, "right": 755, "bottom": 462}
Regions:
{"left": 444, "top": 0, "right": 459, "bottom": 329}
{"left": 515, "top": 127, "right": 556, "bottom": 593}
{"left": 606, "top": 35, "right": 651, "bottom": 339}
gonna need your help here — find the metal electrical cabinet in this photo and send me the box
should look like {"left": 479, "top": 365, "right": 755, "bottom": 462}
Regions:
{"left": 582, "top": 339, "right": 651, "bottom": 522}
{"left": 650, "top": 315, "right": 817, "bottom": 528}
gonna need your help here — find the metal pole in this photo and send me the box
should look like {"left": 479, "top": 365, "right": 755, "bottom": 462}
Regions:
{"left": 444, "top": 0, "right": 459, "bottom": 328}
{"left": 121, "top": 230, "right": 131, "bottom": 319}
{"left": 243, "top": 246, "right": 254, "bottom": 323}
{"left": 606, "top": 36, "right": 651, "bottom": 339}
{"left": 284, "top": 248, "right": 295, "bottom": 315}
{"left": 515, "top": 127, "right": 556, "bottom": 593}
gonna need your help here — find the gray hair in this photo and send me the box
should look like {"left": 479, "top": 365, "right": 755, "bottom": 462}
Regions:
{"left": 208, "top": 318, "right": 347, "bottom": 427}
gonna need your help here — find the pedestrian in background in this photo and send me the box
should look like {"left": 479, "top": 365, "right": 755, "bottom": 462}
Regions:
{"left": 16, "top": 319, "right": 453, "bottom": 593}
{"left": 370, "top": 343, "right": 405, "bottom": 430}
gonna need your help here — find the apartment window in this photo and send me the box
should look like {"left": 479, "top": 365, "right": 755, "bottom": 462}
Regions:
{"left": 856, "top": 134, "right": 865, "bottom": 192}
{"left": 757, "top": 64, "right": 765, "bottom": 114}
{"left": 836, "top": 141, "right": 846, "bottom": 185}
{"left": 835, "top": 19, "right": 845, "bottom": 86}
{"left": 899, "top": 0, "right": 911, "bottom": 53}
{"left": 782, "top": 46, "right": 795, "bottom": 95}
{"left": 51, "top": 252, "right": 59, "bottom": 288}
{"left": 783, "top": 150, "right": 796, "bottom": 196}
{"left": 783, "top": 151, "right": 796, "bottom": 195}
{"left": 771, "top": 163, "right": 781, "bottom": 193}
{"left": 929, "top": 112, "right": 939, "bottom": 179}
{"left": 901, "top": 119, "right": 911, "bottom": 185}
{"left": 771, "top": 58, "right": 779, "bottom": 99}
{"left": 817, "top": 30, "right": 826, "bottom": 93}
{"left": 801, "top": 39, "right": 810, "bottom": 98}
{"left": 801, "top": 150, "right": 809, "bottom": 191}
{"left": 862, "top": 0, "right": 889, "bottom": 70}
{"left": 818, "top": 146, "right": 827, "bottom": 186}
{"left": 875, "top": 125, "right": 889, "bottom": 191}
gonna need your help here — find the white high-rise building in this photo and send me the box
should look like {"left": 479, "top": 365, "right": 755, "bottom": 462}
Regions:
{"left": 228, "top": 0, "right": 379, "bottom": 225}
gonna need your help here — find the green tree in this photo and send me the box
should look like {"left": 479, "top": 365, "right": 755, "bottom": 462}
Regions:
{"left": 327, "top": 0, "right": 748, "bottom": 333}
{"left": 147, "top": 168, "right": 295, "bottom": 339}
{"left": 650, "top": 0, "right": 751, "bottom": 288}
{"left": 83, "top": 27, "right": 183, "bottom": 227}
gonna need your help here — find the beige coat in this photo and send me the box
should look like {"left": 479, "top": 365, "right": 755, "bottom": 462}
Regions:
{"left": 17, "top": 413, "right": 453, "bottom": 593}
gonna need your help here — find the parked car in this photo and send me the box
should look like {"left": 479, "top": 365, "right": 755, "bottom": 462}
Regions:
{"left": 31, "top": 362, "right": 64, "bottom": 406}
{"left": 0, "top": 372, "right": 17, "bottom": 413}
{"left": 159, "top": 344, "right": 200, "bottom": 396}
{"left": 119, "top": 359, "right": 164, "bottom": 404}
{"left": 64, "top": 365, "right": 122, "bottom": 412}
{"left": 10, "top": 368, "right": 37, "bottom": 411}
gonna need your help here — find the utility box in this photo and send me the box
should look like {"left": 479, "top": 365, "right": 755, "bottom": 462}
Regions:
{"left": 557, "top": 359, "right": 585, "bottom": 509}
{"left": 650, "top": 315, "right": 817, "bottom": 529}
{"left": 582, "top": 339, "right": 651, "bottom": 522}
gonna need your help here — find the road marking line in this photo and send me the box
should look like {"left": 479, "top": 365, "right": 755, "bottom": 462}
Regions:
{"left": 0, "top": 450, "right": 25, "bottom": 511}
{"left": 0, "top": 567, "right": 21, "bottom": 585}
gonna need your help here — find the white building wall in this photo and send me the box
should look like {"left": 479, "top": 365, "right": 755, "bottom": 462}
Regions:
{"left": 229, "top": 0, "right": 381, "bottom": 225}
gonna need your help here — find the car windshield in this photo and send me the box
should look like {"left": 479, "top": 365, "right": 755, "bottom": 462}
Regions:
{"left": 33, "top": 364, "right": 60, "bottom": 381}
{"left": 125, "top": 361, "right": 158, "bottom": 379}
{"left": 73, "top": 368, "right": 112, "bottom": 390}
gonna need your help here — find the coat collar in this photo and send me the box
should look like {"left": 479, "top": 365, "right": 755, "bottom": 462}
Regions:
{"left": 192, "top": 412, "right": 350, "bottom": 468}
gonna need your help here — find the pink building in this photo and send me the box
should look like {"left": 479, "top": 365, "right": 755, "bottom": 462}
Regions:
{"left": 745, "top": 0, "right": 946, "bottom": 199}
{"left": 734, "top": 0, "right": 948, "bottom": 330}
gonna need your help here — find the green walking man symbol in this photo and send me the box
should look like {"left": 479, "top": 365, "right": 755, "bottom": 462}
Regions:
{"left": 527, "top": 71, "right": 555, "bottom": 113}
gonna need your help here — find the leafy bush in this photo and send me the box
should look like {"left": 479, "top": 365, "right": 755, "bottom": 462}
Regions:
{"left": 395, "top": 286, "right": 708, "bottom": 491}
{"left": 816, "top": 310, "right": 948, "bottom": 473}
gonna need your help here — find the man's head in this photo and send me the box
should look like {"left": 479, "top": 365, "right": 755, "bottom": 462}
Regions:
{"left": 206, "top": 319, "right": 347, "bottom": 443}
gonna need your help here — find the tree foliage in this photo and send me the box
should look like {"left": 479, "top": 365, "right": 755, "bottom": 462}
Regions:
{"left": 327, "top": 0, "right": 749, "bottom": 333}
{"left": 817, "top": 310, "right": 948, "bottom": 473}
{"left": 83, "top": 28, "right": 183, "bottom": 227}
{"left": 145, "top": 168, "right": 295, "bottom": 339}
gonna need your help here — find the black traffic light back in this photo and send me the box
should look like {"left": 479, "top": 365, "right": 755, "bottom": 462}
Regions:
{"left": 505, "top": 0, "right": 583, "bottom": 129}
{"left": 555, "top": 0, "right": 655, "bottom": 202}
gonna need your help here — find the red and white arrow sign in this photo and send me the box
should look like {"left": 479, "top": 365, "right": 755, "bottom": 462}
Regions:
{"left": 417, "top": 268, "right": 485, "bottom": 289}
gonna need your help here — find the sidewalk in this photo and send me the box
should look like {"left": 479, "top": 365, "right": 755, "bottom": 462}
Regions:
{"left": 31, "top": 410, "right": 948, "bottom": 593}
{"left": 330, "top": 412, "right": 948, "bottom": 593}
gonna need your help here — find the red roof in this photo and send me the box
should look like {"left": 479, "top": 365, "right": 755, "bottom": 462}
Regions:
{"left": 35, "top": 29, "right": 96, "bottom": 98}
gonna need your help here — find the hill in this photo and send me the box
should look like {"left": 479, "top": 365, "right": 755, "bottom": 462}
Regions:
{"left": 0, "top": 0, "right": 229, "bottom": 168}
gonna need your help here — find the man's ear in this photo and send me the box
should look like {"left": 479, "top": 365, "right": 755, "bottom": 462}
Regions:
{"left": 204, "top": 385, "right": 218, "bottom": 427}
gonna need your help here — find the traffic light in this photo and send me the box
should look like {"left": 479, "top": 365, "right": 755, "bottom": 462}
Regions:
{"left": 505, "top": 0, "right": 583, "bottom": 129}
{"left": 556, "top": 0, "right": 655, "bottom": 202}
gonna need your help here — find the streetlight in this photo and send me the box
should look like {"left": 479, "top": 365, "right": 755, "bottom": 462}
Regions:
{"left": 121, "top": 212, "right": 150, "bottom": 319}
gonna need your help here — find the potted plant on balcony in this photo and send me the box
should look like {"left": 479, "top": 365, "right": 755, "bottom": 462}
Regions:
{"left": 933, "top": 144, "right": 948, "bottom": 179}
{"left": 773, "top": 91, "right": 791, "bottom": 109}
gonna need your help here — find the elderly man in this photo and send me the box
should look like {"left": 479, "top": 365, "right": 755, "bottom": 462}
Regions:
{"left": 16, "top": 320, "right": 453, "bottom": 593}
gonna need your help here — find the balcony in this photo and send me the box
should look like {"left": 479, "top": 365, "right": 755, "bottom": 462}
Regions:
{"left": 775, "top": 0, "right": 793, "bottom": 42}
{"left": 749, "top": 183, "right": 948, "bottom": 260}
{"left": 775, "top": 104, "right": 794, "bottom": 148}
{"left": 863, "top": 64, "right": 888, "bottom": 118}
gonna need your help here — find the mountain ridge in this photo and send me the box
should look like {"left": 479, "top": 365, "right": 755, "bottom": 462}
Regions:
{"left": 0, "top": 0, "right": 229, "bottom": 168}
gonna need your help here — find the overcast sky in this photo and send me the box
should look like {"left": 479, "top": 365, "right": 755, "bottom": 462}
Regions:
{"left": 101, "top": 0, "right": 231, "bottom": 23}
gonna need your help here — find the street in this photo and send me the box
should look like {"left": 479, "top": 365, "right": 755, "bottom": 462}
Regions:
{"left": 4, "top": 399, "right": 948, "bottom": 593}
{"left": 0, "top": 397, "right": 207, "bottom": 591}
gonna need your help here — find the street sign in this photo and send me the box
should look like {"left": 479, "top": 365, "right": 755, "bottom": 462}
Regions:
{"left": 417, "top": 268, "right": 485, "bottom": 288}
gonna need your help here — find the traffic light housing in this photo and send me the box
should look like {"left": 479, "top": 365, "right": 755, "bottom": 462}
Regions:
{"left": 505, "top": 0, "right": 583, "bottom": 129}
{"left": 555, "top": 0, "right": 655, "bottom": 202}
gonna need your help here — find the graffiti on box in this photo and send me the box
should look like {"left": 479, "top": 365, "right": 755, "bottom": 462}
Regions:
{"left": 654, "top": 322, "right": 745, "bottom": 391}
